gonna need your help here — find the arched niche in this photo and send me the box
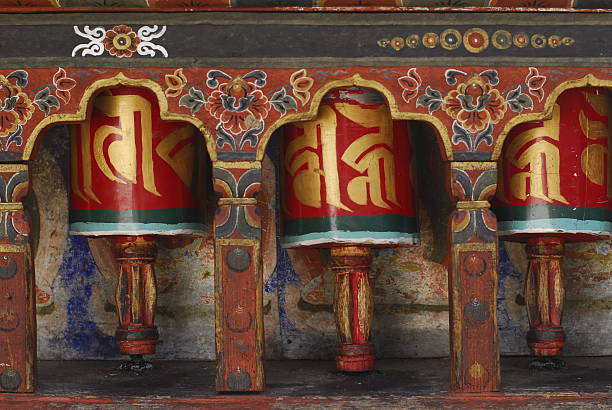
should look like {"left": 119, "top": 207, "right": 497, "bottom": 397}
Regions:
{"left": 27, "top": 83, "right": 216, "bottom": 364}
{"left": 257, "top": 75, "right": 453, "bottom": 163}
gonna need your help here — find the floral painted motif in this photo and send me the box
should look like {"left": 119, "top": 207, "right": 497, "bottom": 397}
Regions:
{"left": 178, "top": 69, "right": 298, "bottom": 152}
{"left": 164, "top": 68, "right": 187, "bottom": 97}
{"left": 442, "top": 74, "right": 507, "bottom": 133}
{"left": 409, "top": 67, "right": 545, "bottom": 152}
{"left": 525, "top": 67, "right": 546, "bottom": 102}
{"left": 52, "top": 67, "right": 77, "bottom": 103}
{"left": 290, "top": 69, "right": 314, "bottom": 106}
{"left": 0, "top": 72, "right": 35, "bottom": 139}
{"left": 205, "top": 71, "right": 271, "bottom": 134}
{"left": 0, "top": 69, "right": 74, "bottom": 152}
{"left": 72, "top": 25, "right": 168, "bottom": 58}
{"left": 103, "top": 25, "right": 141, "bottom": 58}
{"left": 398, "top": 68, "right": 422, "bottom": 104}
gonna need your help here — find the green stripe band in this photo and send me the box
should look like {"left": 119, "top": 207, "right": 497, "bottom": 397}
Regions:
{"left": 493, "top": 204, "right": 611, "bottom": 223}
{"left": 70, "top": 208, "right": 202, "bottom": 224}
{"left": 283, "top": 214, "right": 418, "bottom": 237}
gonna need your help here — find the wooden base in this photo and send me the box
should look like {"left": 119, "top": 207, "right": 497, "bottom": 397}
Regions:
{"left": 113, "top": 236, "right": 159, "bottom": 357}
{"left": 331, "top": 246, "right": 375, "bottom": 372}
{"left": 525, "top": 237, "right": 566, "bottom": 358}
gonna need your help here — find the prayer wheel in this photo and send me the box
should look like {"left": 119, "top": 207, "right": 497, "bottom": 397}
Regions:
{"left": 493, "top": 87, "right": 611, "bottom": 366}
{"left": 282, "top": 87, "right": 418, "bottom": 372}
{"left": 70, "top": 86, "right": 205, "bottom": 364}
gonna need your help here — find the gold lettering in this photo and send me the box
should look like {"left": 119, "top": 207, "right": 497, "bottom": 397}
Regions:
{"left": 285, "top": 105, "right": 351, "bottom": 211}
{"left": 93, "top": 94, "right": 160, "bottom": 196}
{"left": 71, "top": 123, "right": 102, "bottom": 204}
{"left": 337, "top": 103, "right": 399, "bottom": 209}
{"left": 506, "top": 104, "right": 569, "bottom": 204}
{"left": 155, "top": 125, "right": 195, "bottom": 187}
{"left": 580, "top": 90, "right": 611, "bottom": 198}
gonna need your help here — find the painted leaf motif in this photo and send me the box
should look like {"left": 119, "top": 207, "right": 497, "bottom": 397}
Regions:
{"left": 179, "top": 86, "right": 205, "bottom": 115}
{"left": 34, "top": 87, "right": 60, "bottom": 116}
{"left": 243, "top": 70, "right": 267, "bottom": 87}
{"left": 7, "top": 70, "right": 28, "bottom": 87}
{"left": 417, "top": 86, "right": 444, "bottom": 113}
{"left": 506, "top": 86, "right": 522, "bottom": 102}
{"left": 270, "top": 88, "right": 297, "bottom": 116}
{"left": 517, "top": 93, "right": 533, "bottom": 110}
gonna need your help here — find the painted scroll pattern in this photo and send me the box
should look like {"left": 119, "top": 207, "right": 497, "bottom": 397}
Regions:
{"left": 72, "top": 25, "right": 168, "bottom": 58}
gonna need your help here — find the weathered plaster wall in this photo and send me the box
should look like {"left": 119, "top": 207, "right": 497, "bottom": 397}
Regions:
{"left": 31, "top": 125, "right": 611, "bottom": 360}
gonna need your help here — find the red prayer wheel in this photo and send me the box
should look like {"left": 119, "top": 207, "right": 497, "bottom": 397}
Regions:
{"left": 282, "top": 87, "right": 419, "bottom": 372}
{"left": 69, "top": 86, "right": 205, "bottom": 361}
{"left": 493, "top": 87, "right": 611, "bottom": 364}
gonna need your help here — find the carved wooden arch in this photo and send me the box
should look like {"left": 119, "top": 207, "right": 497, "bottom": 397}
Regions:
{"left": 494, "top": 74, "right": 612, "bottom": 159}
{"left": 22, "top": 73, "right": 218, "bottom": 162}
{"left": 257, "top": 74, "right": 453, "bottom": 161}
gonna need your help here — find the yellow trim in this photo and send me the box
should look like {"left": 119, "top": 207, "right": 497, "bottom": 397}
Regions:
{"left": 451, "top": 161, "right": 497, "bottom": 170}
{"left": 257, "top": 74, "right": 453, "bottom": 161}
{"left": 0, "top": 244, "right": 26, "bottom": 253}
{"left": 213, "top": 161, "right": 261, "bottom": 169}
{"left": 23, "top": 73, "right": 217, "bottom": 162}
{"left": 218, "top": 198, "right": 258, "bottom": 206}
{"left": 453, "top": 242, "right": 497, "bottom": 252}
{"left": 456, "top": 200, "right": 490, "bottom": 209}
{"left": 216, "top": 238, "right": 260, "bottom": 246}
{"left": 0, "top": 164, "right": 27, "bottom": 172}
{"left": 494, "top": 74, "right": 612, "bottom": 160}
{"left": 0, "top": 203, "right": 23, "bottom": 211}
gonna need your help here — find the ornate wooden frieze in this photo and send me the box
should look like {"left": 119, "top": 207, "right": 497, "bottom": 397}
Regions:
{"left": 449, "top": 161, "right": 499, "bottom": 392}
{"left": 2, "top": 12, "right": 612, "bottom": 164}
{"left": 213, "top": 164, "right": 264, "bottom": 391}
{"left": 0, "top": 164, "right": 35, "bottom": 392}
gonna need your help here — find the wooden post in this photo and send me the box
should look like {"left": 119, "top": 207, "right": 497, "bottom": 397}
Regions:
{"left": 113, "top": 236, "right": 159, "bottom": 358}
{"left": 525, "top": 237, "right": 566, "bottom": 360}
{"left": 331, "top": 246, "right": 375, "bottom": 372}
{"left": 213, "top": 166, "right": 264, "bottom": 392}
{"left": 448, "top": 162, "right": 500, "bottom": 392}
{"left": 0, "top": 164, "right": 36, "bottom": 392}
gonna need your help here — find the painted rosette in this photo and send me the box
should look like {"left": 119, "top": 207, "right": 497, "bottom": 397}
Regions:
{"left": 69, "top": 86, "right": 206, "bottom": 236}
{"left": 282, "top": 87, "right": 418, "bottom": 248}
{"left": 493, "top": 87, "right": 611, "bottom": 241}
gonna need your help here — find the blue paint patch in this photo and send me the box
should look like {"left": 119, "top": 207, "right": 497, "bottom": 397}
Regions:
{"left": 265, "top": 241, "right": 301, "bottom": 337}
{"left": 497, "top": 241, "right": 527, "bottom": 342}
{"left": 51, "top": 235, "right": 118, "bottom": 358}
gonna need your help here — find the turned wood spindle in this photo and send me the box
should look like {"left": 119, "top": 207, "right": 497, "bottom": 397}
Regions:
{"left": 331, "top": 246, "right": 374, "bottom": 372}
{"left": 113, "top": 236, "right": 159, "bottom": 358}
